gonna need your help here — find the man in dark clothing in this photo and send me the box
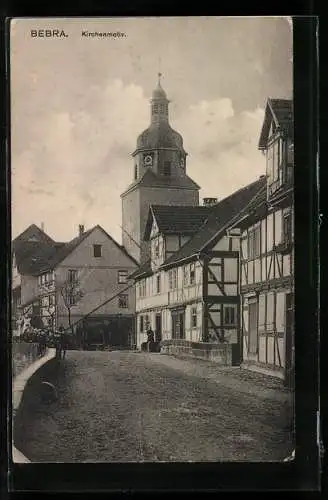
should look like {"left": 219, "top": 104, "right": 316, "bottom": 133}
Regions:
{"left": 57, "top": 326, "right": 68, "bottom": 359}
{"left": 146, "top": 326, "right": 155, "bottom": 352}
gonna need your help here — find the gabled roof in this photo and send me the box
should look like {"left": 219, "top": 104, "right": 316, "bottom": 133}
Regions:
{"left": 121, "top": 168, "right": 200, "bottom": 197}
{"left": 258, "top": 98, "right": 293, "bottom": 150}
{"left": 13, "top": 224, "right": 138, "bottom": 276}
{"left": 144, "top": 204, "right": 210, "bottom": 241}
{"left": 161, "top": 176, "right": 267, "bottom": 269}
{"left": 12, "top": 224, "right": 54, "bottom": 252}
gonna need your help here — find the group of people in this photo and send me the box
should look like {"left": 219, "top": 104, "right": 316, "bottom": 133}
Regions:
{"left": 15, "top": 325, "right": 69, "bottom": 360}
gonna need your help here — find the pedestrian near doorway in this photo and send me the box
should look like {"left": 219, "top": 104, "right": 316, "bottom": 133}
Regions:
{"left": 146, "top": 324, "right": 155, "bottom": 352}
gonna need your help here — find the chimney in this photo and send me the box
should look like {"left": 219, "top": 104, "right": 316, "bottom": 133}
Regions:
{"left": 41, "top": 222, "right": 45, "bottom": 231}
{"left": 79, "top": 224, "right": 85, "bottom": 237}
{"left": 203, "top": 197, "right": 218, "bottom": 207}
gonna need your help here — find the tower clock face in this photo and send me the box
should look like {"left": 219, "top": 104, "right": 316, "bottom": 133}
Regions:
{"left": 144, "top": 154, "right": 153, "bottom": 166}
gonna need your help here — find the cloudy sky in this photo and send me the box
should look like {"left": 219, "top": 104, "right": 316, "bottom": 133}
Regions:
{"left": 11, "top": 17, "right": 293, "bottom": 243}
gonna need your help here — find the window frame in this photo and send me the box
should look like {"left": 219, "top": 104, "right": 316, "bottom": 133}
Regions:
{"left": 191, "top": 307, "right": 197, "bottom": 328}
{"left": 189, "top": 263, "right": 196, "bottom": 285}
{"left": 93, "top": 244, "right": 102, "bottom": 258}
{"left": 156, "top": 274, "right": 161, "bottom": 294}
{"left": 118, "top": 270, "right": 128, "bottom": 284}
{"left": 282, "top": 211, "right": 292, "bottom": 245}
{"left": 223, "top": 305, "right": 237, "bottom": 326}
{"left": 68, "top": 269, "right": 78, "bottom": 284}
{"left": 118, "top": 293, "right": 129, "bottom": 309}
{"left": 248, "top": 226, "right": 261, "bottom": 260}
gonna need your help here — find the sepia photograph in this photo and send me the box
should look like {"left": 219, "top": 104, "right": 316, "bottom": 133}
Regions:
{"left": 10, "top": 16, "right": 294, "bottom": 464}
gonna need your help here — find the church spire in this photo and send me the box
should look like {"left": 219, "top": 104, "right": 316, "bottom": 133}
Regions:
{"left": 151, "top": 73, "right": 169, "bottom": 123}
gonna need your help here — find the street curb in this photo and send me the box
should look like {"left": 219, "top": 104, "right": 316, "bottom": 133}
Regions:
{"left": 12, "top": 348, "right": 56, "bottom": 463}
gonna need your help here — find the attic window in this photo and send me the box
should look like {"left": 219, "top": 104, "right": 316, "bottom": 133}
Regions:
{"left": 93, "top": 244, "right": 102, "bottom": 258}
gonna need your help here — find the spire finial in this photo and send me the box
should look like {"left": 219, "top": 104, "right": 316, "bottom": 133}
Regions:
{"left": 158, "top": 56, "right": 162, "bottom": 85}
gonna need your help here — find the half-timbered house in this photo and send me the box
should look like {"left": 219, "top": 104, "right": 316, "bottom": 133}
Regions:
{"left": 131, "top": 177, "right": 266, "bottom": 365}
{"left": 227, "top": 98, "right": 294, "bottom": 383}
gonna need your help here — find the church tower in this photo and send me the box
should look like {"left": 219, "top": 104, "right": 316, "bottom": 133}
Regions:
{"left": 121, "top": 74, "right": 200, "bottom": 263}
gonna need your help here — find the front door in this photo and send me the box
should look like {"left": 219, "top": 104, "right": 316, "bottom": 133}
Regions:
{"left": 179, "top": 312, "right": 185, "bottom": 339}
{"left": 155, "top": 313, "right": 162, "bottom": 342}
{"left": 248, "top": 299, "right": 258, "bottom": 359}
{"left": 285, "top": 293, "right": 294, "bottom": 388}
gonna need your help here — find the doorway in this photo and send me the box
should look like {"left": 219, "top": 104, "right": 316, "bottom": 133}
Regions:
{"left": 155, "top": 313, "right": 162, "bottom": 342}
{"left": 285, "top": 293, "right": 294, "bottom": 387}
{"left": 248, "top": 299, "right": 258, "bottom": 356}
{"left": 171, "top": 309, "right": 185, "bottom": 339}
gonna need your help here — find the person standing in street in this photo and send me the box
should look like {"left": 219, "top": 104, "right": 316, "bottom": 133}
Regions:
{"left": 146, "top": 324, "right": 155, "bottom": 352}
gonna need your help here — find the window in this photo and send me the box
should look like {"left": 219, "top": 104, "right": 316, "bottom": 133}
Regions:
{"left": 118, "top": 270, "right": 128, "bottom": 284}
{"left": 169, "top": 269, "right": 178, "bottom": 290}
{"left": 49, "top": 295, "right": 55, "bottom": 307}
{"left": 93, "top": 244, "right": 102, "bottom": 258}
{"left": 154, "top": 239, "right": 160, "bottom": 258}
{"left": 156, "top": 274, "right": 161, "bottom": 294}
{"left": 134, "top": 164, "right": 138, "bottom": 180}
{"left": 139, "top": 280, "right": 146, "bottom": 297}
{"left": 183, "top": 266, "right": 189, "bottom": 287}
{"left": 248, "top": 226, "right": 261, "bottom": 259}
{"left": 282, "top": 212, "right": 292, "bottom": 245}
{"left": 224, "top": 305, "right": 237, "bottom": 325}
{"left": 191, "top": 307, "right": 197, "bottom": 328}
{"left": 69, "top": 294, "right": 77, "bottom": 306}
{"left": 189, "top": 263, "right": 195, "bottom": 285}
{"left": 140, "top": 315, "right": 144, "bottom": 332}
{"left": 163, "top": 161, "right": 171, "bottom": 176}
{"left": 153, "top": 103, "right": 159, "bottom": 114}
{"left": 118, "top": 294, "right": 128, "bottom": 308}
{"left": 68, "top": 269, "right": 78, "bottom": 283}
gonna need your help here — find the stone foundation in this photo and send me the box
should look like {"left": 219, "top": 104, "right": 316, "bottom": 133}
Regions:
{"left": 160, "top": 339, "right": 233, "bottom": 366}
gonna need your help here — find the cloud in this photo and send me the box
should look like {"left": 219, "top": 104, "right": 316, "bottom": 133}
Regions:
{"left": 12, "top": 79, "right": 266, "bottom": 242}
{"left": 175, "top": 98, "right": 265, "bottom": 200}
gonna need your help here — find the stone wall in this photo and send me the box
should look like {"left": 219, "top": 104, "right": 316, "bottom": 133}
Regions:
{"left": 160, "top": 339, "right": 232, "bottom": 366}
{"left": 12, "top": 342, "right": 46, "bottom": 378}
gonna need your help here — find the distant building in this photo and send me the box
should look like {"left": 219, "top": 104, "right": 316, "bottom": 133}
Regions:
{"left": 230, "top": 98, "right": 294, "bottom": 383}
{"left": 12, "top": 224, "right": 138, "bottom": 347}
{"left": 130, "top": 178, "right": 265, "bottom": 364}
{"left": 121, "top": 74, "right": 200, "bottom": 264}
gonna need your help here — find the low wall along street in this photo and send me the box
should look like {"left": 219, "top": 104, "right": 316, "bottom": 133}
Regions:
{"left": 12, "top": 344, "right": 56, "bottom": 463}
{"left": 12, "top": 342, "right": 46, "bottom": 378}
{"left": 160, "top": 339, "right": 233, "bottom": 366}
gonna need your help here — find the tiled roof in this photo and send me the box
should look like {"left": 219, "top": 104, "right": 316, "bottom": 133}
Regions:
{"left": 13, "top": 225, "right": 138, "bottom": 276}
{"left": 144, "top": 204, "right": 210, "bottom": 241}
{"left": 121, "top": 168, "right": 200, "bottom": 196}
{"left": 161, "top": 176, "right": 267, "bottom": 268}
{"left": 128, "top": 259, "right": 152, "bottom": 280}
{"left": 259, "top": 98, "right": 293, "bottom": 149}
{"left": 14, "top": 241, "right": 60, "bottom": 275}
